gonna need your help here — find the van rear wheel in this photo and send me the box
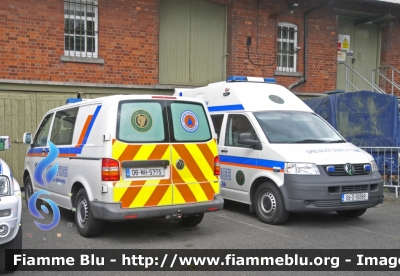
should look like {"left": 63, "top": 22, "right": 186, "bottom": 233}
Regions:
{"left": 179, "top": 213, "right": 204, "bottom": 227}
{"left": 336, "top": 208, "right": 367, "bottom": 217}
{"left": 75, "top": 188, "right": 104, "bottom": 237}
{"left": 254, "top": 182, "right": 288, "bottom": 225}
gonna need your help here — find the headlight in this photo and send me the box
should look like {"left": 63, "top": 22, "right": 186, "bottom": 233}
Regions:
{"left": 285, "top": 163, "right": 320, "bottom": 175}
{"left": 370, "top": 160, "right": 378, "bottom": 173}
{"left": 0, "top": 176, "right": 10, "bottom": 196}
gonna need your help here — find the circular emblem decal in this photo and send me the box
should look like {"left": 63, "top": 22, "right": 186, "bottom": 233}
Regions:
{"left": 180, "top": 111, "right": 199, "bottom": 132}
{"left": 268, "top": 95, "right": 284, "bottom": 104}
{"left": 236, "top": 170, "right": 245, "bottom": 186}
{"left": 131, "top": 110, "right": 152, "bottom": 132}
{"left": 176, "top": 159, "right": 185, "bottom": 170}
{"left": 344, "top": 163, "right": 355, "bottom": 176}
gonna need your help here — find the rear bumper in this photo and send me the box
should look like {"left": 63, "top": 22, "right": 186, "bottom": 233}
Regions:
{"left": 90, "top": 195, "right": 224, "bottom": 221}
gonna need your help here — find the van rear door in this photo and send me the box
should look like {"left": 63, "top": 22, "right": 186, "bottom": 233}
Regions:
{"left": 113, "top": 99, "right": 173, "bottom": 208}
{"left": 168, "top": 100, "right": 219, "bottom": 205}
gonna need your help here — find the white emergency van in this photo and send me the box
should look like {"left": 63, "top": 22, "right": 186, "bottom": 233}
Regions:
{"left": 23, "top": 95, "right": 223, "bottom": 237}
{"left": 0, "top": 136, "right": 22, "bottom": 273}
{"left": 175, "top": 76, "right": 384, "bottom": 225}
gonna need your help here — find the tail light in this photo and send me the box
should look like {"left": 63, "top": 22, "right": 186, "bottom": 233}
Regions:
{"left": 214, "top": 155, "right": 220, "bottom": 176}
{"left": 102, "top": 158, "right": 120, "bottom": 181}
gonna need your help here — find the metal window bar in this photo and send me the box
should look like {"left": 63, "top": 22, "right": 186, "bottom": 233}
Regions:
{"left": 372, "top": 69, "right": 400, "bottom": 95}
{"left": 277, "top": 26, "right": 296, "bottom": 72}
{"left": 359, "top": 146, "right": 400, "bottom": 198}
{"left": 338, "top": 62, "right": 385, "bottom": 93}
{"left": 64, "top": 0, "right": 97, "bottom": 58}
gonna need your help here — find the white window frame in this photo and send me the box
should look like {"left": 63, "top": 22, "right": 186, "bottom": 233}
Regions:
{"left": 64, "top": 0, "right": 98, "bottom": 58}
{"left": 277, "top": 22, "right": 297, "bottom": 72}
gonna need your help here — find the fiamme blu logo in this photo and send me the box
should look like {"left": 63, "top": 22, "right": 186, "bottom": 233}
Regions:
{"left": 28, "top": 140, "right": 61, "bottom": 231}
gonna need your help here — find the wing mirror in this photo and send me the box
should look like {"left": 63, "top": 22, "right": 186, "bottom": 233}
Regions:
{"left": 238, "top": 133, "right": 262, "bottom": 150}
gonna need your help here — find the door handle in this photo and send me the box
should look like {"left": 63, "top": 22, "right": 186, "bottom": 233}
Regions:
{"left": 221, "top": 149, "right": 228, "bottom": 153}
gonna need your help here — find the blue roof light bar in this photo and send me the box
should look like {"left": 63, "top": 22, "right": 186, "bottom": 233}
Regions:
{"left": 264, "top": 78, "right": 276, "bottom": 83}
{"left": 226, "top": 76, "right": 276, "bottom": 83}
{"left": 226, "top": 76, "right": 248, "bottom": 82}
{"left": 66, "top": 98, "right": 83, "bottom": 104}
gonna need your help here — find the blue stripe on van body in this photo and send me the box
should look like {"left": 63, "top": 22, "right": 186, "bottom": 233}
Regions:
{"left": 208, "top": 104, "right": 245, "bottom": 112}
{"left": 220, "top": 155, "right": 285, "bottom": 170}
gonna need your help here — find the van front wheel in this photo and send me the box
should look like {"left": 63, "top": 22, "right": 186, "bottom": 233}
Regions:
{"left": 254, "top": 182, "right": 288, "bottom": 225}
{"left": 24, "top": 175, "right": 34, "bottom": 207}
{"left": 75, "top": 188, "right": 104, "bottom": 237}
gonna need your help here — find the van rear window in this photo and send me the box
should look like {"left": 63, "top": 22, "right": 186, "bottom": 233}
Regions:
{"left": 170, "top": 102, "right": 211, "bottom": 142}
{"left": 117, "top": 101, "right": 166, "bottom": 143}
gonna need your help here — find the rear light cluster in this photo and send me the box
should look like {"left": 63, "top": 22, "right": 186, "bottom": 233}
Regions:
{"left": 102, "top": 158, "right": 120, "bottom": 181}
{"left": 214, "top": 155, "right": 220, "bottom": 176}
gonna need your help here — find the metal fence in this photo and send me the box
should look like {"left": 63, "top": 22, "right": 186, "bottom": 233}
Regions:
{"left": 360, "top": 146, "right": 400, "bottom": 198}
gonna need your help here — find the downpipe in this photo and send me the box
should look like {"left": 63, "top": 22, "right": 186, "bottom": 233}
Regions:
{"left": 288, "top": 78, "right": 305, "bottom": 91}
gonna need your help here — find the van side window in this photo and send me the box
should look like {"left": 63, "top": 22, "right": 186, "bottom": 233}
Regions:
{"left": 225, "top": 115, "right": 256, "bottom": 147}
{"left": 33, "top": 113, "right": 54, "bottom": 147}
{"left": 50, "top": 107, "right": 79, "bottom": 145}
{"left": 117, "top": 101, "right": 166, "bottom": 143}
{"left": 210, "top": 114, "right": 224, "bottom": 143}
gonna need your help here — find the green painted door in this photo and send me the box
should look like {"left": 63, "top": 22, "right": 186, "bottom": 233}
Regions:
{"left": 0, "top": 91, "right": 76, "bottom": 186}
{"left": 159, "top": 0, "right": 226, "bottom": 86}
{"left": 337, "top": 18, "right": 379, "bottom": 92}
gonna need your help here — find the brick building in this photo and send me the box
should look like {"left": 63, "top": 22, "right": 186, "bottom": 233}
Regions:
{"left": 1, "top": 0, "right": 400, "bottom": 182}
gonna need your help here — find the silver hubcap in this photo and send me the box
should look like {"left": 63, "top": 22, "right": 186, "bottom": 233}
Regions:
{"left": 77, "top": 196, "right": 89, "bottom": 228}
{"left": 260, "top": 191, "right": 276, "bottom": 217}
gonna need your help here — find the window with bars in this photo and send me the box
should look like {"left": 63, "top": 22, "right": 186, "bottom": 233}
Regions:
{"left": 64, "top": 0, "right": 98, "bottom": 58}
{"left": 277, "top": 23, "right": 297, "bottom": 72}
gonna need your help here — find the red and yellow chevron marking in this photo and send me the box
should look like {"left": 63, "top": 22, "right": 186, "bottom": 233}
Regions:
{"left": 111, "top": 139, "right": 219, "bottom": 209}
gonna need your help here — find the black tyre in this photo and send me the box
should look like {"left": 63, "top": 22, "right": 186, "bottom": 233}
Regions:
{"left": 179, "top": 213, "right": 204, "bottom": 227}
{"left": 0, "top": 226, "right": 22, "bottom": 273}
{"left": 75, "top": 188, "right": 103, "bottom": 237}
{"left": 24, "top": 175, "right": 34, "bottom": 207}
{"left": 254, "top": 182, "right": 288, "bottom": 225}
{"left": 336, "top": 208, "right": 367, "bottom": 217}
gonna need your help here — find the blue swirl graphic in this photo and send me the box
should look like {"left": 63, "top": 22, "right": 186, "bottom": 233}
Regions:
{"left": 34, "top": 141, "right": 59, "bottom": 187}
{"left": 28, "top": 190, "right": 60, "bottom": 231}
{"left": 29, "top": 139, "right": 61, "bottom": 231}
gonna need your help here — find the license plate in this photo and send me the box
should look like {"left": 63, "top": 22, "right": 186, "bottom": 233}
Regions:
{"left": 126, "top": 167, "right": 164, "bottom": 177}
{"left": 341, "top": 192, "right": 368, "bottom": 202}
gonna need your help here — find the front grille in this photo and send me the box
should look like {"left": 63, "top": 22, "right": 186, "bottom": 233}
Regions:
{"left": 322, "top": 164, "right": 370, "bottom": 176}
{"left": 342, "top": 185, "right": 368, "bottom": 193}
{"left": 315, "top": 196, "right": 381, "bottom": 207}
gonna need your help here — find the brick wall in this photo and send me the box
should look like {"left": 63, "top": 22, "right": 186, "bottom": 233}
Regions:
{"left": 380, "top": 22, "right": 400, "bottom": 96}
{"left": 0, "top": 0, "right": 159, "bottom": 85}
{"left": 1, "top": 0, "right": 400, "bottom": 94}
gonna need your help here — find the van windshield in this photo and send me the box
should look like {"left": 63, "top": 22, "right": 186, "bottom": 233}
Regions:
{"left": 253, "top": 111, "right": 345, "bottom": 144}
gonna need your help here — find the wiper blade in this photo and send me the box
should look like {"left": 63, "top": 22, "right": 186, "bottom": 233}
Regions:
{"left": 327, "top": 140, "right": 346, "bottom": 143}
{"left": 293, "top": 139, "right": 326, "bottom": 143}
